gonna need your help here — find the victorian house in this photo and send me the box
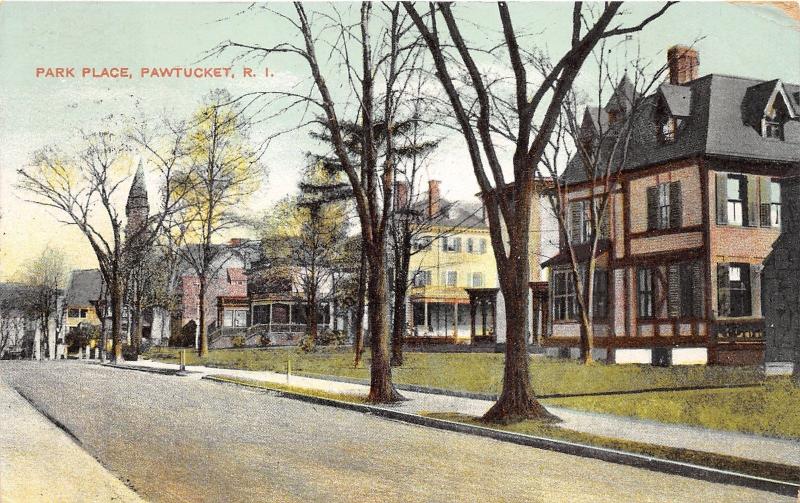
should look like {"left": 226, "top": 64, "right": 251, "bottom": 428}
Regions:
{"left": 542, "top": 45, "right": 800, "bottom": 365}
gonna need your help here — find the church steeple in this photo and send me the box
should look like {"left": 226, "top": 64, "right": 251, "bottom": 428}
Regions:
{"left": 126, "top": 160, "right": 149, "bottom": 240}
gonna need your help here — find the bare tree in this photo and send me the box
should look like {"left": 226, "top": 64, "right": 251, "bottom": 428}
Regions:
{"left": 404, "top": 1, "right": 675, "bottom": 421}
{"left": 18, "top": 128, "right": 187, "bottom": 362}
{"left": 19, "top": 247, "right": 67, "bottom": 358}
{"left": 539, "top": 42, "right": 672, "bottom": 364}
{"left": 172, "top": 89, "right": 264, "bottom": 357}
{"left": 215, "top": 2, "right": 425, "bottom": 402}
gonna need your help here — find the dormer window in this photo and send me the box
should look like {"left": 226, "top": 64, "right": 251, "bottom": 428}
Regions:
{"left": 658, "top": 116, "right": 683, "bottom": 144}
{"left": 764, "top": 121, "right": 783, "bottom": 140}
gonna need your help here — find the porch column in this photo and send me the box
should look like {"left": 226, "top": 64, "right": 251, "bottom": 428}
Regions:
{"left": 423, "top": 301, "right": 428, "bottom": 334}
{"left": 268, "top": 303, "right": 273, "bottom": 334}
{"left": 470, "top": 297, "right": 476, "bottom": 340}
{"left": 453, "top": 303, "right": 458, "bottom": 337}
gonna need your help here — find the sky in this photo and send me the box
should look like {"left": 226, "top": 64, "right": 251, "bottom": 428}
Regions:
{"left": 0, "top": 1, "right": 798, "bottom": 279}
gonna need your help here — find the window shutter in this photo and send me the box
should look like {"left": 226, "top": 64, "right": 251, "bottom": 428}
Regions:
{"left": 667, "top": 264, "right": 681, "bottom": 317}
{"left": 569, "top": 202, "right": 583, "bottom": 243}
{"left": 750, "top": 264, "right": 763, "bottom": 317}
{"left": 669, "top": 181, "right": 682, "bottom": 229}
{"left": 746, "top": 175, "right": 759, "bottom": 227}
{"left": 716, "top": 263, "right": 730, "bottom": 317}
{"left": 691, "top": 260, "right": 705, "bottom": 318}
{"left": 715, "top": 173, "right": 728, "bottom": 225}
{"left": 759, "top": 176, "right": 771, "bottom": 227}
{"left": 646, "top": 186, "right": 658, "bottom": 230}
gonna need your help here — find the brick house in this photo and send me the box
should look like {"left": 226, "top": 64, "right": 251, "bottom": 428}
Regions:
{"left": 542, "top": 45, "right": 800, "bottom": 365}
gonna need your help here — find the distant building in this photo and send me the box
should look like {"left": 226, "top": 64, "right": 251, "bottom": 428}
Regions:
{"left": 0, "top": 283, "right": 37, "bottom": 359}
{"left": 403, "top": 180, "right": 497, "bottom": 344}
{"left": 541, "top": 45, "right": 800, "bottom": 365}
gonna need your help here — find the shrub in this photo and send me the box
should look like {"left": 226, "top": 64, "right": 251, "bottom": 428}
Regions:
{"left": 231, "top": 335, "right": 246, "bottom": 348}
{"left": 317, "top": 329, "right": 348, "bottom": 347}
{"left": 259, "top": 334, "right": 271, "bottom": 347}
{"left": 299, "top": 334, "right": 316, "bottom": 353}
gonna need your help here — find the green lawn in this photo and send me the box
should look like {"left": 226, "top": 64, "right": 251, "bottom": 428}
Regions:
{"left": 548, "top": 378, "right": 800, "bottom": 439}
{"left": 145, "top": 347, "right": 762, "bottom": 396}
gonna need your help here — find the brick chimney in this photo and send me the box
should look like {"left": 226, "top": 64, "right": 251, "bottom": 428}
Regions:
{"left": 228, "top": 238, "right": 242, "bottom": 247}
{"left": 428, "top": 179, "right": 441, "bottom": 218}
{"left": 394, "top": 180, "right": 410, "bottom": 210}
{"left": 667, "top": 45, "right": 699, "bottom": 85}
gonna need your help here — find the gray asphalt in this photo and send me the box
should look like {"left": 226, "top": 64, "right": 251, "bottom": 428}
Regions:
{"left": 0, "top": 361, "right": 788, "bottom": 503}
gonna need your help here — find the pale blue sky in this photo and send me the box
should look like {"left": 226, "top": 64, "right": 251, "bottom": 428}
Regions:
{"left": 0, "top": 1, "right": 798, "bottom": 277}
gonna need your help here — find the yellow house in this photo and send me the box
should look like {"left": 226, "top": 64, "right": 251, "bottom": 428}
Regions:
{"left": 63, "top": 269, "right": 105, "bottom": 349}
{"left": 405, "top": 181, "right": 498, "bottom": 342}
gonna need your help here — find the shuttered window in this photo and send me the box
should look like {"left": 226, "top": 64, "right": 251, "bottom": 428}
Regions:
{"left": 479, "top": 239, "right": 487, "bottom": 254}
{"left": 667, "top": 261, "right": 705, "bottom": 319}
{"left": 647, "top": 181, "right": 681, "bottom": 230}
{"left": 717, "top": 173, "right": 763, "bottom": 227}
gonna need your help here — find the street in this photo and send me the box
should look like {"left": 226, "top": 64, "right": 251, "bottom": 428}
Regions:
{"left": 0, "top": 361, "right": 789, "bottom": 503}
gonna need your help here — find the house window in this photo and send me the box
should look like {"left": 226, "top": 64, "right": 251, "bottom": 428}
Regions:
{"left": 414, "top": 270, "right": 432, "bottom": 287}
{"left": 718, "top": 263, "right": 752, "bottom": 318}
{"left": 68, "top": 309, "right": 80, "bottom": 318}
{"left": 568, "top": 200, "right": 591, "bottom": 244}
{"left": 223, "top": 310, "right": 234, "bottom": 327}
{"left": 647, "top": 181, "right": 682, "bottom": 230}
{"left": 442, "top": 236, "right": 461, "bottom": 253}
{"left": 252, "top": 305, "right": 270, "bottom": 325}
{"left": 552, "top": 270, "right": 576, "bottom": 321}
{"left": 479, "top": 238, "right": 487, "bottom": 254}
{"left": 445, "top": 271, "right": 458, "bottom": 287}
{"left": 80, "top": 309, "right": 88, "bottom": 318}
{"left": 769, "top": 181, "right": 781, "bottom": 227}
{"left": 593, "top": 270, "right": 608, "bottom": 318}
{"left": 657, "top": 183, "right": 670, "bottom": 228}
{"left": 471, "top": 272, "right": 484, "bottom": 288}
{"left": 726, "top": 175, "right": 745, "bottom": 226}
{"left": 414, "top": 236, "right": 432, "bottom": 251}
{"left": 637, "top": 268, "right": 655, "bottom": 318}
{"left": 466, "top": 238, "right": 475, "bottom": 253}
{"left": 765, "top": 121, "right": 783, "bottom": 140}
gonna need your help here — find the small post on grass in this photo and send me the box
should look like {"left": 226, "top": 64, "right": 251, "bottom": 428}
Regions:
{"left": 287, "top": 358, "right": 291, "bottom": 384}
{"left": 176, "top": 349, "right": 188, "bottom": 376}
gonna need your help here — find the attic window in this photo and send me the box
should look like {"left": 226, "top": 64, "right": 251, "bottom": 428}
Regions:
{"left": 762, "top": 93, "right": 789, "bottom": 140}
{"left": 658, "top": 116, "right": 683, "bottom": 144}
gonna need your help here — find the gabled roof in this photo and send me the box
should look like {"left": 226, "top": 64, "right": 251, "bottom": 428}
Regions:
{"left": 126, "top": 160, "right": 149, "bottom": 214}
{"left": 563, "top": 73, "right": 800, "bottom": 184}
{"left": 65, "top": 269, "right": 104, "bottom": 306}
{"left": 408, "top": 193, "right": 488, "bottom": 230}
{"left": 658, "top": 84, "right": 692, "bottom": 117}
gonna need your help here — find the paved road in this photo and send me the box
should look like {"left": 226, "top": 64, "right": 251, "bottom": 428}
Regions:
{"left": 0, "top": 361, "right": 789, "bottom": 503}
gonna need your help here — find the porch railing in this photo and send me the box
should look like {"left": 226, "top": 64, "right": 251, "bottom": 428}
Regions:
{"left": 711, "top": 318, "right": 765, "bottom": 343}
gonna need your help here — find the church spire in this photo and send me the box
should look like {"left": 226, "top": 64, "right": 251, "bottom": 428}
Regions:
{"left": 126, "top": 160, "right": 149, "bottom": 217}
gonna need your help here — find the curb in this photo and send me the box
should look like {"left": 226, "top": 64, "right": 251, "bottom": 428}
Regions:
{"left": 101, "top": 363, "right": 183, "bottom": 376}
{"left": 203, "top": 375, "right": 800, "bottom": 497}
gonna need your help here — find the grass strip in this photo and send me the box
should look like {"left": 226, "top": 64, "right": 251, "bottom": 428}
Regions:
{"left": 208, "top": 374, "right": 369, "bottom": 404}
{"left": 422, "top": 412, "right": 800, "bottom": 484}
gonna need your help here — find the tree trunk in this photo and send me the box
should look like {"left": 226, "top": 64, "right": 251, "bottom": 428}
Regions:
{"left": 390, "top": 249, "right": 410, "bottom": 367}
{"left": 110, "top": 275, "right": 123, "bottom": 363}
{"left": 353, "top": 246, "right": 367, "bottom": 367}
{"left": 483, "top": 266, "right": 557, "bottom": 423}
{"left": 366, "top": 248, "right": 404, "bottom": 403}
{"left": 483, "top": 187, "right": 557, "bottom": 423}
{"left": 198, "top": 275, "right": 208, "bottom": 357}
{"left": 579, "top": 315, "right": 595, "bottom": 365}
{"left": 307, "top": 294, "right": 318, "bottom": 344}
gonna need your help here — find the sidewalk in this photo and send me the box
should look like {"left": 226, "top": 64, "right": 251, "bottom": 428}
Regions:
{"left": 0, "top": 375, "right": 145, "bottom": 503}
{"left": 128, "top": 359, "right": 800, "bottom": 467}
